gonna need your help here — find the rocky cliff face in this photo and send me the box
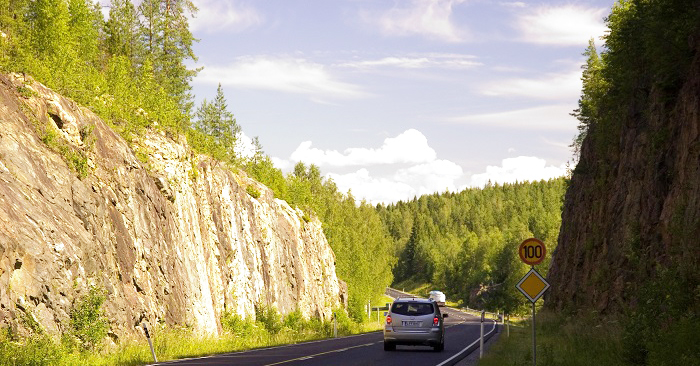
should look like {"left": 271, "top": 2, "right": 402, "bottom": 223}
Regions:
{"left": 547, "top": 38, "right": 700, "bottom": 313}
{"left": 0, "top": 73, "right": 346, "bottom": 341}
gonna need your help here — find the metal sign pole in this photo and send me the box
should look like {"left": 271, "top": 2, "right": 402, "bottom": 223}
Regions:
{"left": 531, "top": 264, "right": 537, "bottom": 366}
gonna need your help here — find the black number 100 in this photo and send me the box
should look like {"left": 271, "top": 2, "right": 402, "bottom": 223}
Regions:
{"left": 524, "top": 245, "right": 542, "bottom": 259}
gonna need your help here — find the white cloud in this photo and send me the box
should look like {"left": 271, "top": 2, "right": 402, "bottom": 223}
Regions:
{"left": 327, "top": 169, "right": 417, "bottom": 204}
{"left": 501, "top": 2, "right": 526, "bottom": 8}
{"left": 289, "top": 129, "right": 436, "bottom": 167}
{"left": 395, "top": 159, "right": 464, "bottom": 195}
{"left": 481, "top": 69, "right": 582, "bottom": 101}
{"left": 328, "top": 159, "right": 463, "bottom": 204}
{"left": 197, "top": 56, "right": 366, "bottom": 99}
{"left": 275, "top": 130, "right": 564, "bottom": 204}
{"left": 361, "top": 0, "right": 467, "bottom": 43}
{"left": 234, "top": 132, "right": 256, "bottom": 159}
{"left": 516, "top": 5, "right": 608, "bottom": 46}
{"left": 468, "top": 156, "right": 566, "bottom": 188}
{"left": 273, "top": 129, "right": 464, "bottom": 204}
{"left": 340, "top": 53, "right": 481, "bottom": 70}
{"left": 189, "top": 0, "right": 263, "bottom": 34}
{"left": 450, "top": 104, "right": 578, "bottom": 131}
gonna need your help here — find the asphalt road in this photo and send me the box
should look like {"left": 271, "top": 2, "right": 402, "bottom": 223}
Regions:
{"left": 159, "top": 290, "right": 497, "bottom": 366}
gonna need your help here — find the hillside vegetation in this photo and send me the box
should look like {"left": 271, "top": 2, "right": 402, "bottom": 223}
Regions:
{"left": 0, "top": 0, "right": 393, "bottom": 326}
{"left": 378, "top": 179, "right": 566, "bottom": 315}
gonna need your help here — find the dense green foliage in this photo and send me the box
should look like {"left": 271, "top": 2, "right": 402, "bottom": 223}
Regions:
{"left": 0, "top": 0, "right": 195, "bottom": 139}
{"left": 378, "top": 179, "right": 566, "bottom": 315}
{"left": 68, "top": 287, "right": 109, "bottom": 351}
{"left": 249, "top": 161, "right": 396, "bottom": 321}
{"left": 574, "top": 0, "right": 699, "bottom": 166}
{"left": 0, "top": 287, "right": 109, "bottom": 365}
{"left": 570, "top": 38, "right": 605, "bottom": 161}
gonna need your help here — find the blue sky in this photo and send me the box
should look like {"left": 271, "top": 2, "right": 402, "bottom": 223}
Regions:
{"left": 185, "top": 0, "right": 613, "bottom": 204}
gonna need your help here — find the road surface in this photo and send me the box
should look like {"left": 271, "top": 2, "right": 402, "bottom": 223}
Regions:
{"left": 160, "top": 290, "right": 497, "bottom": 366}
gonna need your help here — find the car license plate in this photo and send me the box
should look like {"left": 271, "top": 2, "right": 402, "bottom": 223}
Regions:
{"left": 402, "top": 321, "right": 421, "bottom": 327}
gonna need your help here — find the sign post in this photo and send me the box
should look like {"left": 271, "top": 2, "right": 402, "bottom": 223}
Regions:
{"left": 516, "top": 238, "right": 550, "bottom": 366}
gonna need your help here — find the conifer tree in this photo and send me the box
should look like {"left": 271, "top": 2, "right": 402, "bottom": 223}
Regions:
{"left": 571, "top": 38, "right": 606, "bottom": 161}
{"left": 138, "top": 0, "right": 199, "bottom": 116}
{"left": 195, "top": 83, "right": 240, "bottom": 163}
{"left": 106, "top": 0, "right": 143, "bottom": 64}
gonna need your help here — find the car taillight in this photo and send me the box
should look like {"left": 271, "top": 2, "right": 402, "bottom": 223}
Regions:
{"left": 386, "top": 315, "right": 392, "bottom": 325}
{"left": 433, "top": 316, "right": 439, "bottom": 326}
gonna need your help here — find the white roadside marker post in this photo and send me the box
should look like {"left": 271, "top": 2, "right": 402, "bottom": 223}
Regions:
{"left": 507, "top": 314, "right": 510, "bottom": 337}
{"left": 333, "top": 312, "right": 338, "bottom": 338}
{"left": 479, "top": 310, "right": 485, "bottom": 359}
{"left": 143, "top": 324, "right": 157, "bottom": 363}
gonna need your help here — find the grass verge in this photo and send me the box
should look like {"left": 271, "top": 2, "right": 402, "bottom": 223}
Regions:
{"left": 479, "top": 310, "right": 626, "bottom": 366}
{"left": 0, "top": 307, "right": 384, "bottom": 366}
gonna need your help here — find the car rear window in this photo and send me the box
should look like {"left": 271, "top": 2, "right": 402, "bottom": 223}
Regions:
{"left": 391, "top": 302, "right": 434, "bottom": 316}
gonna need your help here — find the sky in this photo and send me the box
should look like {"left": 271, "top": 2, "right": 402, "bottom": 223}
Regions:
{"left": 184, "top": 0, "right": 614, "bottom": 204}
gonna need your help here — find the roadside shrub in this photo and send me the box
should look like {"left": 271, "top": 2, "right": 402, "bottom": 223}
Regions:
{"left": 255, "top": 304, "right": 283, "bottom": 334}
{"left": 283, "top": 309, "right": 304, "bottom": 331}
{"left": 0, "top": 327, "right": 63, "bottom": 366}
{"left": 332, "top": 308, "right": 355, "bottom": 336}
{"left": 246, "top": 185, "right": 261, "bottom": 199}
{"left": 221, "top": 311, "right": 254, "bottom": 335}
{"left": 69, "top": 286, "right": 109, "bottom": 351}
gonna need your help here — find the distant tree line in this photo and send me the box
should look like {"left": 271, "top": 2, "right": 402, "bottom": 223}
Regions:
{"left": 377, "top": 179, "right": 566, "bottom": 315}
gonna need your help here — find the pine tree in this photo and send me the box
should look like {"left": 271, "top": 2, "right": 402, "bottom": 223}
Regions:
{"left": 571, "top": 38, "right": 606, "bottom": 162}
{"left": 195, "top": 83, "right": 240, "bottom": 163}
{"left": 138, "top": 0, "right": 199, "bottom": 117}
{"left": 106, "top": 0, "right": 143, "bottom": 64}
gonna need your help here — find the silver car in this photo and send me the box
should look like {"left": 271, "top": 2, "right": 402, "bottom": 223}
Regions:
{"left": 383, "top": 298, "right": 448, "bottom": 351}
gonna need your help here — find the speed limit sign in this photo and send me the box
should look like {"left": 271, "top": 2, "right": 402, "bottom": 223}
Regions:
{"left": 518, "top": 238, "right": 546, "bottom": 266}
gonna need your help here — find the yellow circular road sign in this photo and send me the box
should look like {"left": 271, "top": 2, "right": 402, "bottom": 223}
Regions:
{"left": 519, "top": 238, "right": 546, "bottom": 266}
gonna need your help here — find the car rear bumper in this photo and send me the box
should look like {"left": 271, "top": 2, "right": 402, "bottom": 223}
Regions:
{"left": 384, "top": 327, "right": 443, "bottom": 345}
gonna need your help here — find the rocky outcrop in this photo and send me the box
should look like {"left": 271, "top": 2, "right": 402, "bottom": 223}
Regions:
{"left": 0, "top": 73, "right": 346, "bottom": 341}
{"left": 546, "top": 37, "right": 700, "bottom": 313}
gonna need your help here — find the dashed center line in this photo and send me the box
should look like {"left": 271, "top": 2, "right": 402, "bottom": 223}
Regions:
{"left": 262, "top": 342, "right": 378, "bottom": 365}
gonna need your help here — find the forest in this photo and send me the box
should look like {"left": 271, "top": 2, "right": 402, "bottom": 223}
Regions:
{"left": 378, "top": 179, "right": 566, "bottom": 315}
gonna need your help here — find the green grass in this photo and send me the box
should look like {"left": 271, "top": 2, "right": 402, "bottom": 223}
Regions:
{"left": 479, "top": 310, "right": 627, "bottom": 366}
{"left": 0, "top": 308, "right": 385, "bottom": 366}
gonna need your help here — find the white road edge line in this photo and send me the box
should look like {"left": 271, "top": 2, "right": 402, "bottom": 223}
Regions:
{"left": 436, "top": 320, "right": 497, "bottom": 366}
